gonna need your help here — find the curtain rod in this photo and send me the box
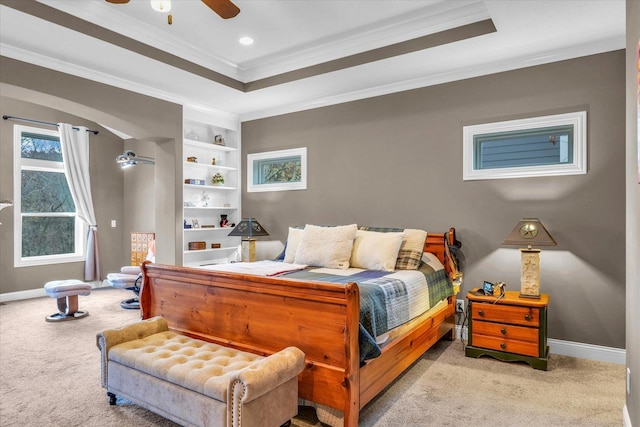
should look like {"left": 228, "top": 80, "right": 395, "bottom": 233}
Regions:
{"left": 2, "top": 115, "right": 99, "bottom": 135}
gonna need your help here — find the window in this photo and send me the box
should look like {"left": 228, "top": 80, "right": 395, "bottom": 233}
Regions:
{"left": 13, "top": 125, "right": 85, "bottom": 267}
{"left": 247, "top": 147, "right": 307, "bottom": 192}
{"left": 463, "top": 111, "right": 587, "bottom": 180}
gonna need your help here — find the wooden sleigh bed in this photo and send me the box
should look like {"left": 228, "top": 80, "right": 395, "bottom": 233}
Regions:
{"left": 139, "top": 227, "right": 461, "bottom": 427}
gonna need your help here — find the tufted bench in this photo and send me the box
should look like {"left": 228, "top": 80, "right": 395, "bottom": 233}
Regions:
{"left": 97, "top": 317, "right": 305, "bottom": 427}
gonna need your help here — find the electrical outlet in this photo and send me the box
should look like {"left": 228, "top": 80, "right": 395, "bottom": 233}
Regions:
{"left": 456, "top": 299, "right": 464, "bottom": 313}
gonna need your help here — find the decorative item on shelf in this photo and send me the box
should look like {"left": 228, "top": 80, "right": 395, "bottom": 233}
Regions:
{"left": 228, "top": 218, "right": 269, "bottom": 262}
{"left": 211, "top": 157, "right": 216, "bottom": 165}
{"left": 212, "top": 172, "right": 225, "bottom": 186}
{"left": 185, "top": 130, "right": 199, "bottom": 140}
{"left": 183, "top": 219, "right": 192, "bottom": 229}
{"left": 214, "top": 135, "right": 225, "bottom": 146}
{"left": 188, "top": 241, "right": 206, "bottom": 250}
{"left": 185, "top": 179, "right": 205, "bottom": 185}
{"left": 201, "top": 224, "right": 216, "bottom": 229}
{"left": 223, "top": 203, "right": 231, "bottom": 208}
{"left": 211, "top": 243, "right": 221, "bottom": 249}
{"left": 220, "top": 214, "right": 228, "bottom": 228}
{"left": 503, "top": 218, "right": 557, "bottom": 299}
{"left": 192, "top": 219, "right": 200, "bottom": 229}
{"left": 200, "top": 191, "right": 210, "bottom": 207}
{"left": 186, "top": 156, "right": 198, "bottom": 163}
{"left": 184, "top": 201, "right": 195, "bottom": 207}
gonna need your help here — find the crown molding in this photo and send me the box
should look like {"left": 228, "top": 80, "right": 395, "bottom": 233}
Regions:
{"left": 240, "top": 35, "right": 624, "bottom": 121}
{"left": 239, "top": 0, "right": 489, "bottom": 82}
{"left": 36, "top": 0, "right": 241, "bottom": 80}
{"left": 0, "top": 43, "right": 238, "bottom": 124}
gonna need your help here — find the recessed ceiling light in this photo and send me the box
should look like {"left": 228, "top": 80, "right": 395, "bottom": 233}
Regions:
{"left": 239, "top": 37, "right": 254, "bottom": 46}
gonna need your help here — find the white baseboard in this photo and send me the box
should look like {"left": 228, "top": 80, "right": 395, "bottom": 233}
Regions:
{"left": 0, "top": 280, "right": 109, "bottom": 303}
{"left": 623, "top": 404, "right": 632, "bottom": 427}
{"left": 455, "top": 325, "right": 626, "bottom": 365}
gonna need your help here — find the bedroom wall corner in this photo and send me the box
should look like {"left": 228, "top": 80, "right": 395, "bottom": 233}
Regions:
{"left": 624, "top": 1, "right": 639, "bottom": 425}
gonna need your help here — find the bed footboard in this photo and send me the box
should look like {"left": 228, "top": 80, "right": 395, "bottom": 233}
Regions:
{"left": 140, "top": 228, "right": 459, "bottom": 427}
{"left": 140, "top": 263, "right": 362, "bottom": 424}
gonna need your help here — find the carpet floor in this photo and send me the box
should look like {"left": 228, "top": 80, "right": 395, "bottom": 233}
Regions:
{"left": 0, "top": 287, "right": 625, "bottom": 426}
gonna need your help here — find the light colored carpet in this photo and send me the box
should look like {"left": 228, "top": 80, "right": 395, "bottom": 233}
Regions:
{"left": 0, "top": 287, "right": 625, "bottom": 426}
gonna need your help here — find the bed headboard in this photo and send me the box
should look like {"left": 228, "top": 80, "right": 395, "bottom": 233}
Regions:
{"left": 424, "top": 227, "right": 459, "bottom": 281}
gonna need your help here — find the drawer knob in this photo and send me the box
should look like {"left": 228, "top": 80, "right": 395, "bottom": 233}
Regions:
{"left": 500, "top": 328, "right": 507, "bottom": 335}
{"left": 478, "top": 310, "right": 484, "bottom": 316}
{"left": 524, "top": 314, "right": 532, "bottom": 321}
{"left": 500, "top": 343, "right": 507, "bottom": 349}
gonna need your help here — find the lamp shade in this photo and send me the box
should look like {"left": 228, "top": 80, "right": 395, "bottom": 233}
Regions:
{"left": 502, "top": 218, "right": 556, "bottom": 248}
{"left": 228, "top": 218, "right": 269, "bottom": 238}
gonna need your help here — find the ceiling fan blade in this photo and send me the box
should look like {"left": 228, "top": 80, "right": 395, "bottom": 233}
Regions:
{"left": 201, "top": 0, "right": 240, "bottom": 19}
{"left": 105, "top": 0, "right": 130, "bottom": 3}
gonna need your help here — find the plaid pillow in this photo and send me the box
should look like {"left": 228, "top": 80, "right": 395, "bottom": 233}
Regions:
{"left": 357, "top": 226, "right": 427, "bottom": 270}
{"left": 394, "top": 229, "right": 428, "bottom": 270}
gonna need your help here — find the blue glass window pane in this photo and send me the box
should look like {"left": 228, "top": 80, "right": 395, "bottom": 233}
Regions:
{"left": 473, "top": 125, "right": 574, "bottom": 170}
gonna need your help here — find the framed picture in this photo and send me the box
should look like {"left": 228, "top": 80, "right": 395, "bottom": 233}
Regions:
{"left": 192, "top": 219, "right": 200, "bottom": 229}
{"left": 247, "top": 147, "right": 307, "bottom": 192}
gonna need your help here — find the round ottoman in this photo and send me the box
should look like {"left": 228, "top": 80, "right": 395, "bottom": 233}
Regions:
{"left": 44, "top": 279, "right": 92, "bottom": 322}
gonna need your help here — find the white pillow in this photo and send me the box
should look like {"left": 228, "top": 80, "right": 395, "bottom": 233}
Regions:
{"left": 283, "top": 227, "right": 304, "bottom": 263}
{"left": 294, "top": 224, "right": 357, "bottom": 269}
{"left": 350, "top": 230, "right": 404, "bottom": 272}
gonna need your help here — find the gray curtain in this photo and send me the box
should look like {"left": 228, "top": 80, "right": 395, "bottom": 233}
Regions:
{"left": 58, "top": 123, "right": 101, "bottom": 281}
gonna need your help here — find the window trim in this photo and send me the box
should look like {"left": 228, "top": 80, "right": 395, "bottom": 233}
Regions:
{"left": 463, "top": 111, "right": 587, "bottom": 181}
{"left": 247, "top": 147, "right": 307, "bottom": 192}
{"left": 13, "top": 124, "right": 86, "bottom": 267}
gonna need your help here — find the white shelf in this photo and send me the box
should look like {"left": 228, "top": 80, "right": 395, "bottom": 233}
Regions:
{"left": 182, "top": 116, "right": 240, "bottom": 268}
{"left": 184, "top": 247, "right": 237, "bottom": 255}
{"left": 184, "top": 162, "right": 237, "bottom": 172}
{"left": 184, "top": 206, "right": 237, "bottom": 210}
{"left": 184, "top": 138, "right": 237, "bottom": 152}
{"left": 184, "top": 183, "right": 237, "bottom": 191}
{"left": 184, "top": 227, "right": 235, "bottom": 232}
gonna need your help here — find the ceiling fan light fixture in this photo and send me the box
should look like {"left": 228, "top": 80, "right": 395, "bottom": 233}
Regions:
{"left": 150, "top": 0, "right": 171, "bottom": 13}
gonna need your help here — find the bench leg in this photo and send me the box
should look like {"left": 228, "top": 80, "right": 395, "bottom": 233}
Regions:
{"left": 107, "top": 392, "right": 117, "bottom": 405}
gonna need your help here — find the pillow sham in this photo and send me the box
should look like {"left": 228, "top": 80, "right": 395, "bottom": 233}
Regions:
{"left": 395, "top": 228, "right": 428, "bottom": 270}
{"left": 283, "top": 227, "right": 304, "bottom": 263}
{"left": 294, "top": 224, "right": 357, "bottom": 269}
{"left": 350, "top": 230, "right": 404, "bottom": 272}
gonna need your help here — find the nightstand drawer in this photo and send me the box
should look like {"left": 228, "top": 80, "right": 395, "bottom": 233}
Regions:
{"left": 471, "top": 335, "right": 539, "bottom": 358}
{"left": 471, "top": 303, "right": 540, "bottom": 327}
{"left": 472, "top": 321, "right": 539, "bottom": 343}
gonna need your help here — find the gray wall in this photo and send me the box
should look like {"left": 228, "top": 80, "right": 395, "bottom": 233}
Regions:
{"left": 0, "top": 57, "right": 184, "bottom": 293}
{"left": 242, "top": 51, "right": 626, "bottom": 349}
{"left": 625, "top": 0, "right": 639, "bottom": 423}
{"left": 0, "top": 97, "right": 125, "bottom": 292}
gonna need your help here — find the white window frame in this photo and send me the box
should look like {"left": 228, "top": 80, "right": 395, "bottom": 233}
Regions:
{"left": 463, "top": 111, "right": 587, "bottom": 181}
{"left": 247, "top": 147, "right": 307, "bottom": 192}
{"left": 13, "top": 125, "right": 85, "bottom": 267}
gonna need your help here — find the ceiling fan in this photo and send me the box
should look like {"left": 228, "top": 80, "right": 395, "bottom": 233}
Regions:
{"left": 106, "top": 0, "right": 240, "bottom": 21}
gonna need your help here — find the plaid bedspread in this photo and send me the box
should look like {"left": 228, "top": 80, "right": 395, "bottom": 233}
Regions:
{"left": 280, "top": 260, "right": 453, "bottom": 362}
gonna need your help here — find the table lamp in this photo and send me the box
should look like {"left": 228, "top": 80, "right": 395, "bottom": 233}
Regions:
{"left": 228, "top": 218, "right": 269, "bottom": 262}
{"left": 502, "top": 218, "right": 556, "bottom": 299}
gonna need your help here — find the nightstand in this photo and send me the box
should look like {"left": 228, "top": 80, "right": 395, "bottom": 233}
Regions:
{"left": 465, "top": 290, "right": 549, "bottom": 370}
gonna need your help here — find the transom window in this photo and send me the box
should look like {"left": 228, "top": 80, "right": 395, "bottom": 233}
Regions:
{"left": 13, "top": 125, "right": 85, "bottom": 267}
{"left": 463, "top": 111, "right": 587, "bottom": 180}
